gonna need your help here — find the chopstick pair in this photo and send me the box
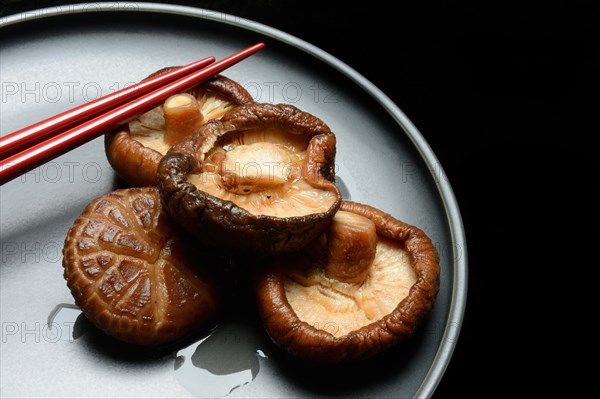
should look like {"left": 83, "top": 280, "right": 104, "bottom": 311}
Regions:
{"left": 0, "top": 42, "right": 265, "bottom": 186}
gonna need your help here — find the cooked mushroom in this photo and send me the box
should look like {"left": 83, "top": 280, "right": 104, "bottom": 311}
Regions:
{"left": 62, "top": 187, "right": 222, "bottom": 346}
{"left": 105, "top": 68, "right": 253, "bottom": 186}
{"left": 255, "top": 201, "right": 440, "bottom": 362}
{"left": 157, "top": 103, "right": 342, "bottom": 255}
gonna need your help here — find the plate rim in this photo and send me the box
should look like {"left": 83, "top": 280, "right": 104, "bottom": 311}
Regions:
{"left": 0, "top": 3, "right": 468, "bottom": 397}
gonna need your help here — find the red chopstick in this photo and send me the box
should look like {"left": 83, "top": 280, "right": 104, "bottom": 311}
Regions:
{"left": 0, "top": 56, "right": 215, "bottom": 160}
{"left": 0, "top": 42, "right": 265, "bottom": 186}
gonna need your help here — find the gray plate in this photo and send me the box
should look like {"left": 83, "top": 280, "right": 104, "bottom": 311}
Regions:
{"left": 0, "top": 3, "right": 467, "bottom": 398}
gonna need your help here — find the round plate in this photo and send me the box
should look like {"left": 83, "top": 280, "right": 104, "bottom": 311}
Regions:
{"left": 0, "top": 3, "right": 467, "bottom": 398}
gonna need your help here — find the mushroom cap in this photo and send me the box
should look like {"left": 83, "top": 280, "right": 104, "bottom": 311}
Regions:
{"left": 63, "top": 187, "right": 222, "bottom": 346}
{"left": 157, "top": 103, "right": 342, "bottom": 255}
{"left": 105, "top": 69, "right": 253, "bottom": 187}
{"left": 255, "top": 201, "right": 440, "bottom": 362}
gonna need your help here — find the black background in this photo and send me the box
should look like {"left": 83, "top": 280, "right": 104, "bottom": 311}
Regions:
{"left": 1, "top": 0, "right": 597, "bottom": 396}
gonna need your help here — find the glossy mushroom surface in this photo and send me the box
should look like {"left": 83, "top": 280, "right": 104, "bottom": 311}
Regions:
{"left": 105, "top": 68, "right": 253, "bottom": 186}
{"left": 157, "top": 103, "right": 341, "bottom": 255}
{"left": 62, "top": 187, "right": 222, "bottom": 346}
{"left": 255, "top": 201, "right": 440, "bottom": 362}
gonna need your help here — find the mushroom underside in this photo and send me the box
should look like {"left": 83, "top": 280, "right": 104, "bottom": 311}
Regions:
{"left": 157, "top": 103, "right": 342, "bottom": 255}
{"left": 186, "top": 127, "right": 339, "bottom": 218}
{"left": 255, "top": 201, "right": 440, "bottom": 362}
{"left": 283, "top": 236, "right": 417, "bottom": 338}
{"left": 105, "top": 73, "right": 252, "bottom": 187}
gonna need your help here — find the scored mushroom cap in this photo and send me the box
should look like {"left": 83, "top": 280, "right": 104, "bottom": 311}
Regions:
{"left": 157, "top": 103, "right": 342, "bottom": 255}
{"left": 255, "top": 201, "right": 440, "bottom": 363}
{"left": 62, "top": 187, "right": 222, "bottom": 346}
{"left": 105, "top": 68, "right": 253, "bottom": 187}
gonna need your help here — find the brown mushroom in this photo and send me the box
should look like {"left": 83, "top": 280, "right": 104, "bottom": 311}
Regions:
{"left": 255, "top": 201, "right": 440, "bottom": 362}
{"left": 105, "top": 68, "right": 253, "bottom": 187}
{"left": 62, "top": 187, "right": 222, "bottom": 346}
{"left": 157, "top": 103, "right": 342, "bottom": 255}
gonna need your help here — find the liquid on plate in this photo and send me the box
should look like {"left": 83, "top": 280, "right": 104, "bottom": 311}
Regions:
{"left": 47, "top": 303, "right": 89, "bottom": 342}
{"left": 48, "top": 303, "right": 272, "bottom": 398}
{"left": 174, "top": 319, "right": 269, "bottom": 397}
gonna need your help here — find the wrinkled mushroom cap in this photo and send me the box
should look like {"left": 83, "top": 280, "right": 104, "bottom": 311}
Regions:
{"left": 105, "top": 69, "right": 253, "bottom": 187}
{"left": 62, "top": 187, "right": 222, "bottom": 346}
{"left": 157, "top": 103, "right": 342, "bottom": 255}
{"left": 255, "top": 201, "right": 440, "bottom": 362}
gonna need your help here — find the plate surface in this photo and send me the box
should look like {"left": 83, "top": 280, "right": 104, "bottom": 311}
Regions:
{"left": 0, "top": 4, "right": 467, "bottom": 398}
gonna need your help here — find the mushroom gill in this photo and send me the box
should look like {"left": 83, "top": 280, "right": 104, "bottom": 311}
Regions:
{"left": 105, "top": 70, "right": 253, "bottom": 187}
{"left": 186, "top": 127, "right": 338, "bottom": 218}
{"left": 255, "top": 201, "right": 440, "bottom": 362}
{"left": 157, "top": 103, "right": 341, "bottom": 255}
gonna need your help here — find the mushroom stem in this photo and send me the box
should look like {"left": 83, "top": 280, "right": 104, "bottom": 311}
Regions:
{"left": 219, "top": 143, "right": 293, "bottom": 194}
{"left": 325, "top": 211, "right": 377, "bottom": 284}
{"left": 163, "top": 93, "right": 204, "bottom": 146}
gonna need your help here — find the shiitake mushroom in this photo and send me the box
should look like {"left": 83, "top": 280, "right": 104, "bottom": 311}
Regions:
{"left": 105, "top": 68, "right": 253, "bottom": 187}
{"left": 157, "top": 103, "right": 342, "bottom": 255}
{"left": 255, "top": 201, "right": 440, "bottom": 362}
{"left": 62, "top": 187, "right": 222, "bottom": 346}
{"left": 85, "top": 81, "right": 440, "bottom": 361}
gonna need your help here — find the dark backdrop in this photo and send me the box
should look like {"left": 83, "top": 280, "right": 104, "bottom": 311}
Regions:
{"left": 1, "top": 1, "right": 596, "bottom": 396}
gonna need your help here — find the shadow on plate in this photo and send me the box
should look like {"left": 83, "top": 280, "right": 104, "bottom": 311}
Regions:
{"left": 57, "top": 305, "right": 213, "bottom": 365}
{"left": 111, "top": 174, "right": 131, "bottom": 190}
{"left": 267, "top": 321, "right": 431, "bottom": 395}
